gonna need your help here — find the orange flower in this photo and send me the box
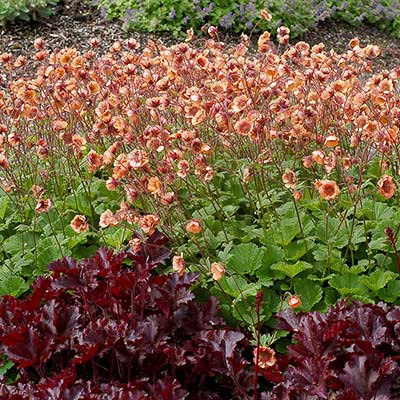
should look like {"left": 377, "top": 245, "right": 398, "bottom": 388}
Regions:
{"left": 99, "top": 210, "right": 119, "bottom": 228}
{"left": 111, "top": 116, "right": 126, "bottom": 132}
{"left": 177, "top": 160, "right": 190, "bottom": 178}
{"left": 312, "top": 150, "right": 325, "bottom": 165}
{"left": 258, "top": 31, "right": 271, "bottom": 53}
{"left": 277, "top": 26, "right": 290, "bottom": 45}
{"left": 231, "top": 95, "right": 250, "bottom": 113}
{"left": 87, "top": 150, "right": 103, "bottom": 173}
{"left": 172, "top": 255, "right": 185, "bottom": 276}
{"left": 147, "top": 177, "right": 162, "bottom": 195}
{"left": 31, "top": 185, "right": 44, "bottom": 198}
{"left": 139, "top": 214, "right": 160, "bottom": 235}
{"left": 315, "top": 179, "right": 340, "bottom": 200}
{"left": 186, "top": 28, "right": 194, "bottom": 41}
{"left": 293, "top": 190, "right": 303, "bottom": 201}
{"left": 253, "top": 346, "right": 276, "bottom": 369}
{"left": 234, "top": 118, "right": 252, "bottom": 136}
{"left": 128, "top": 238, "right": 142, "bottom": 252}
{"left": 282, "top": 168, "right": 297, "bottom": 189}
{"left": 243, "top": 167, "right": 253, "bottom": 183}
{"left": 186, "top": 219, "right": 202, "bottom": 234}
{"left": 260, "top": 9, "right": 272, "bottom": 21}
{"left": 378, "top": 175, "right": 396, "bottom": 199}
{"left": 106, "top": 177, "right": 120, "bottom": 191}
{"left": 324, "top": 153, "right": 337, "bottom": 174}
{"left": 71, "top": 134, "right": 87, "bottom": 152}
{"left": 348, "top": 37, "right": 360, "bottom": 48}
{"left": 71, "top": 56, "right": 84, "bottom": 69}
{"left": 288, "top": 294, "right": 302, "bottom": 309}
{"left": 196, "top": 55, "right": 208, "bottom": 68}
{"left": 35, "top": 199, "right": 52, "bottom": 214}
{"left": 160, "top": 192, "right": 175, "bottom": 205}
{"left": 191, "top": 108, "right": 206, "bottom": 125}
{"left": 0, "top": 153, "right": 9, "bottom": 169}
{"left": 51, "top": 119, "right": 68, "bottom": 131}
{"left": 33, "top": 37, "right": 45, "bottom": 50}
{"left": 324, "top": 135, "right": 339, "bottom": 148}
{"left": 125, "top": 185, "right": 138, "bottom": 203}
{"left": 87, "top": 81, "right": 100, "bottom": 95}
{"left": 302, "top": 156, "right": 313, "bottom": 168}
{"left": 211, "top": 262, "right": 226, "bottom": 280}
{"left": 70, "top": 215, "right": 89, "bottom": 233}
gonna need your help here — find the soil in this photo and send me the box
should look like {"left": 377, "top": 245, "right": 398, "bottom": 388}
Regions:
{"left": 0, "top": 0, "right": 399, "bottom": 72}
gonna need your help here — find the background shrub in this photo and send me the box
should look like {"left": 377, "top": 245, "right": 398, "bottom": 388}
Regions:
{"left": 329, "top": 0, "right": 400, "bottom": 37}
{"left": 0, "top": 0, "right": 60, "bottom": 25}
{"left": 93, "top": 0, "right": 333, "bottom": 38}
{"left": 93, "top": 0, "right": 400, "bottom": 38}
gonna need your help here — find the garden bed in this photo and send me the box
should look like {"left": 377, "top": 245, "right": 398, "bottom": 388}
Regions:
{"left": 1, "top": 1, "right": 400, "bottom": 399}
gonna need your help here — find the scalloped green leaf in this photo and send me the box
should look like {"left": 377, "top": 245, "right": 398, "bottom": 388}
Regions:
{"left": 270, "top": 261, "right": 313, "bottom": 279}
{"left": 226, "top": 243, "right": 264, "bottom": 274}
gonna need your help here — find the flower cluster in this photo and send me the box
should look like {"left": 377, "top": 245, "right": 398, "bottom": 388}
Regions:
{"left": 1, "top": 28, "right": 400, "bottom": 332}
{"left": 0, "top": 31, "right": 396, "bottom": 235}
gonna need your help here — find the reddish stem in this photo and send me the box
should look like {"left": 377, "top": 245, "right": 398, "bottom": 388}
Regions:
{"left": 386, "top": 227, "right": 400, "bottom": 273}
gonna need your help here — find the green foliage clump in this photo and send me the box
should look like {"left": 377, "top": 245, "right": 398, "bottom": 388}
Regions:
{"left": 93, "top": 0, "right": 400, "bottom": 39}
{"left": 328, "top": 0, "right": 400, "bottom": 37}
{"left": 93, "top": 0, "right": 332, "bottom": 39}
{"left": 0, "top": 0, "right": 60, "bottom": 25}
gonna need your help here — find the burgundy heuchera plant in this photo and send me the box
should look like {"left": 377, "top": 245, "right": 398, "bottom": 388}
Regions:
{"left": 271, "top": 300, "right": 400, "bottom": 400}
{"left": 0, "top": 232, "right": 255, "bottom": 399}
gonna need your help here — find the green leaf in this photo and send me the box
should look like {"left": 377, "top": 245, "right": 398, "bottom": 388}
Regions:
{"left": 36, "top": 236, "right": 70, "bottom": 269}
{"left": 256, "top": 245, "right": 285, "bottom": 281}
{"left": 203, "top": 229, "right": 219, "bottom": 250}
{"left": 285, "top": 240, "right": 313, "bottom": 261}
{"left": 65, "top": 192, "right": 92, "bottom": 215}
{"left": 217, "top": 275, "right": 249, "bottom": 297}
{"left": 272, "top": 217, "right": 300, "bottom": 246}
{"left": 103, "top": 226, "right": 132, "bottom": 248}
{"left": 262, "top": 244, "right": 285, "bottom": 267}
{"left": 323, "top": 287, "right": 339, "bottom": 308}
{"left": 226, "top": 243, "right": 264, "bottom": 274}
{"left": 377, "top": 280, "right": 400, "bottom": 302}
{"left": 235, "top": 282, "right": 262, "bottom": 299}
{"left": 218, "top": 242, "right": 234, "bottom": 262}
{"left": 0, "top": 195, "right": 8, "bottom": 219}
{"left": 360, "top": 270, "right": 398, "bottom": 292}
{"left": 239, "top": 225, "right": 264, "bottom": 242}
{"left": 329, "top": 273, "right": 369, "bottom": 297}
{"left": 270, "top": 261, "right": 313, "bottom": 279}
{"left": 0, "top": 275, "right": 28, "bottom": 297}
{"left": 369, "top": 237, "right": 388, "bottom": 251}
{"left": 316, "top": 217, "right": 348, "bottom": 248}
{"left": 222, "top": 205, "right": 239, "bottom": 217}
{"left": 72, "top": 244, "right": 98, "bottom": 260}
{"left": 3, "top": 232, "right": 38, "bottom": 255}
{"left": 232, "top": 298, "right": 257, "bottom": 325}
{"left": 0, "top": 357, "right": 13, "bottom": 377}
{"left": 293, "top": 279, "right": 323, "bottom": 312}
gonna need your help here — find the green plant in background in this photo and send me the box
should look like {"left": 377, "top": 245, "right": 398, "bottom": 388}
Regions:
{"left": 93, "top": 0, "right": 333, "bottom": 38}
{"left": 0, "top": 0, "right": 60, "bottom": 25}
{"left": 93, "top": 0, "right": 400, "bottom": 39}
{"left": 328, "top": 0, "right": 400, "bottom": 37}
